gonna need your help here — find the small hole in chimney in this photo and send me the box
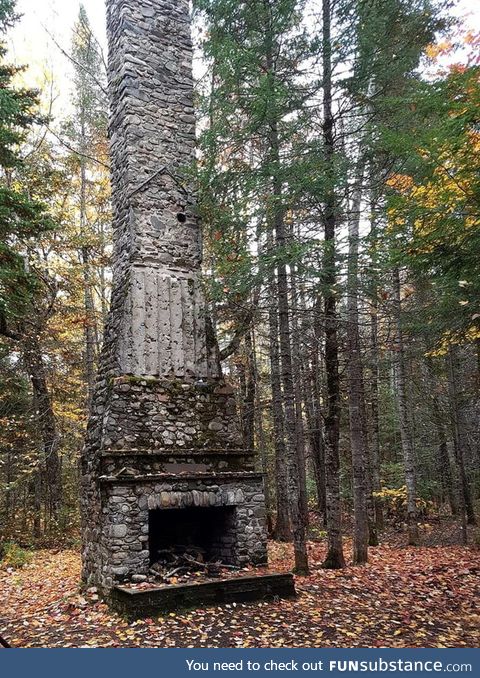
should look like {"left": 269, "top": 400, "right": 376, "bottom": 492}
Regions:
{"left": 177, "top": 212, "right": 187, "bottom": 223}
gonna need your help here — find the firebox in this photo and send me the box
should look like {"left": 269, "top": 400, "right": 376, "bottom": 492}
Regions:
{"left": 149, "top": 506, "right": 237, "bottom": 566}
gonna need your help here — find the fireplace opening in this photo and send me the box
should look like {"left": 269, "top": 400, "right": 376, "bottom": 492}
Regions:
{"left": 148, "top": 506, "right": 237, "bottom": 569}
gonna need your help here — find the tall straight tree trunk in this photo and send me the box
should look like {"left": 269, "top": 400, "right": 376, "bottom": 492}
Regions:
{"left": 79, "top": 122, "right": 97, "bottom": 405}
{"left": 23, "top": 332, "right": 61, "bottom": 526}
{"left": 251, "top": 328, "right": 274, "bottom": 535}
{"left": 311, "top": 300, "right": 327, "bottom": 521}
{"left": 82, "top": 248, "right": 97, "bottom": 404}
{"left": 321, "top": 0, "right": 345, "bottom": 569}
{"left": 369, "top": 286, "right": 384, "bottom": 532}
{"left": 4, "top": 449, "right": 12, "bottom": 527}
{"left": 299, "top": 283, "right": 326, "bottom": 519}
{"left": 422, "top": 357, "right": 457, "bottom": 516}
{"left": 243, "top": 332, "right": 256, "bottom": 453}
{"left": 392, "top": 268, "right": 419, "bottom": 546}
{"left": 268, "top": 126, "right": 308, "bottom": 573}
{"left": 32, "top": 471, "right": 42, "bottom": 539}
{"left": 367, "top": 195, "right": 384, "bottom": 535}
{"left": 346, "top": 163, "right": 369, "bottom": 563}
{"left": 447, "top": 347, "right": 476, "bottom": 531}
{"left": 304, "top": 349, "right": 327, "bottom": 519}
{"left": 71, "top": 10, "right": 107, "bottom": 401}
{"left": 263, "top": 11, "right": 308, "bottom": 570}
{"left": 290, "top": 261, "right": 309, "bottom": 524}
{"left": 268, "top": 272, "right": 291, "bottom": 541}
{"left": 237, "top": 354, "right": 248, "bottom": 446}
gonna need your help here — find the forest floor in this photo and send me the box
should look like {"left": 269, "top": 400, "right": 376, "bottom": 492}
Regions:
{"left": 1, "top": 526, "right": 479, "bottom": 648}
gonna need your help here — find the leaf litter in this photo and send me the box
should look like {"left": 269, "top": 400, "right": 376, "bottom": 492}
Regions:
{"left": 0, "top": 540, "right": 478, "bottom": 648}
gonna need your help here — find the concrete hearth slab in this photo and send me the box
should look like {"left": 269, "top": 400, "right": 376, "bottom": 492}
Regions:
{"left": 110, "top": 573, "right": 296, "bottom": 617}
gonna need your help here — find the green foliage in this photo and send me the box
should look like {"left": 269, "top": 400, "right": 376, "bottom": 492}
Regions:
{"left": 381, "top": 461, "right": 406, "bottom": 488}
{"left": 0, "top": 0, "right": 17, "bottom": 30}
{"left": 195, "top": 0, "right": 317, "bottom": 344}
{"left": 0, "top": 0, "right": 54, "bottom": 327}
{"left": 0, "top": 1, "right": 109, "bottom": 544}
{"left": 349, "top": 0, "right": 450, "bottom": 97}
{"left": 0, "top": 541, "right": 32, "bottom": 569}
{"left": 64, "top": 4, "right": 107, "bottom": 151}
{"left": 307, "top": 525, "right": 327, "bottom": 542}
{"left": 379, "top": 44, "right": 480, "bottom": 351}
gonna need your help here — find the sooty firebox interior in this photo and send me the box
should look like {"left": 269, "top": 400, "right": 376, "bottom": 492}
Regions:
{"left": 148, "top": 506, "right": 237, "bottom": 566}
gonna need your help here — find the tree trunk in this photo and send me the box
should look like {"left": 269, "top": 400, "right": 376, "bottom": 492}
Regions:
{"left": 447, "top": 347, "right": 476, "bottom": 532}
{"left": 33, "top": 470, "right": 42, "bottom": 539}
{"left": 393, "top": 268, "right": 419, "bottom": 546}
{"left": 269, "top": 129, "right": 308, "bottom": 572}
{"left": 368, "top": 200, "right": 384, "bottom": 535}
{"left": 79, "top": 122, "right": 97, "bottom": 405}
{"left": 299, "top": 284, "right": 326, "bottom": 520}
{"left": 236, "top": 352, "right": 248, "bottom": 446}
{"left": 244, "top": 333, "right": 256, "bottom": 452}
{"left": 251, "top": 328, "right": 274, "bottom": 535}
{"left": 423, "top": 358, "right": 458, "bottom": 516}
{"left": 305, "top": 349, "right": 327, "bottom": 520}
{"left": 290, "top": 262, "right": 309, "bottom": 525}
{"left": 268, "top": 273, "right": 291, "bottom": 541}
{"left": 23, "top": 332, "right": 61, "bottom": 526}
{"left": 4, "top": 449, "right": 12, "bottom": 529}
{"left": 263, "top": 13, "right": 308, "bottom": 570}
{"left": 346, "top": 162, "right": 369, "bottom": 563}
{"left": 369, "top": 290, "right": 384, "bottom": 533}
{"left": 321, "top": 0, "right": 345, "bottom": 569}
{"left": 311, "top": 300, "right": 328, "bottom": 521}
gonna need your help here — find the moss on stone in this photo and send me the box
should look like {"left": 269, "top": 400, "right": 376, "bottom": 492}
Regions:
{"left": 120, "top": 375, "right": 161, "bottom": 386}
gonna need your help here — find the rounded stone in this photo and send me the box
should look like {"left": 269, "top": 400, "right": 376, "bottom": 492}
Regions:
{"left": 111, "top": 524, "right": 127, "bottom": 538}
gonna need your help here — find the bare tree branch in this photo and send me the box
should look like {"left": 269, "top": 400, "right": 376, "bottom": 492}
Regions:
{"left": 47, "top": 126, "right": 110, "bottom": 170}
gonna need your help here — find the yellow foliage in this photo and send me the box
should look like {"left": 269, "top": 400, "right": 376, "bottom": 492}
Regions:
{"left": 386, "top": 173, "right": 414, "bottom": 194}
{"left": 426, "top": 324, "right": 480, "bottom": 357}
{"left": 373, "top": 486, "right": 429, "bottom": 515}
{"left": 424, "top": 41, "right": 453, "bottom": 60}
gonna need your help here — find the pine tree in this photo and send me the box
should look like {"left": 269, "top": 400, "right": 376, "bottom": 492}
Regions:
{"left": 66, "top": 5, "right": 108, "bottom": 403}
{"left": 0, "top": 0, "right": 53, "bottom": 334}
{"left": 196, "top": 0, "right": 314, "bottom": 571}
{"left": 0, "top": 0, "right": 62, "bottom": 525}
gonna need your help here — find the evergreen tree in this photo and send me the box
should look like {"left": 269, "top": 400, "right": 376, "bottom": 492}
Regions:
{"left": 66, "top": 5, "right": 109, "bottom": 402}
{"left": 0, "top": 0, "right": 53, "bottom": 336}
{"left": 196, "top": 0, "right": 315, "bottom": 572}
{"left": 0, "top": 0, "right": 63, "bottom": 526}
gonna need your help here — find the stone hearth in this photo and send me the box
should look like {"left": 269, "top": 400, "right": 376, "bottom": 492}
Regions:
{"left": 110, "top": 573, "right": 296, "bottom": 617}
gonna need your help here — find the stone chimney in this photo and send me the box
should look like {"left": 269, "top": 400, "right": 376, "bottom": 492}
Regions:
{"left": 81, "top": 0, "right": 267, "bottom": 592}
